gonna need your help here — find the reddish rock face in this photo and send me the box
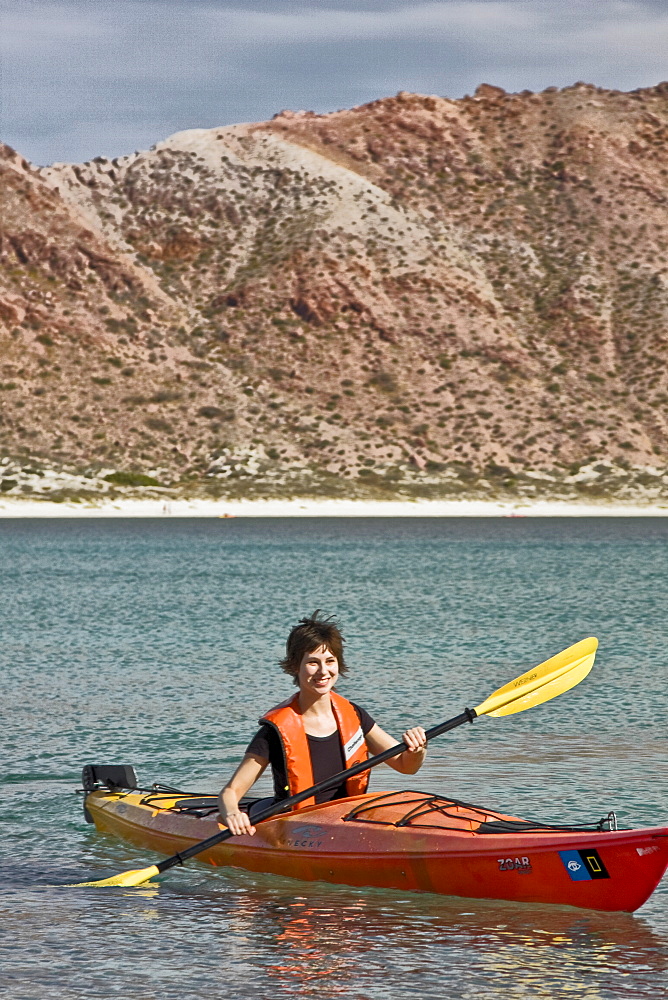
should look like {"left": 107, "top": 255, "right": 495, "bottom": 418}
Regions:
{"left": 1, "top": 83, "right": 667, "bottom": 500}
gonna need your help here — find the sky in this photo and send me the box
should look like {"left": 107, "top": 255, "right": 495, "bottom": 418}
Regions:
{"left": 2, "top": 0, "right": 667, "bottom": 165}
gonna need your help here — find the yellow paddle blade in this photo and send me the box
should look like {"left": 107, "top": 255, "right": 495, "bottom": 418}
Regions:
{"left": 474, "top": 637, "right": 598, "bottom": 718}
{"left": 71, "top": 865, "right": 160, "bottom": 888}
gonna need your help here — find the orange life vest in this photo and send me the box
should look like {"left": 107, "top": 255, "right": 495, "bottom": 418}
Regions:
{"left": 260, "top": 691, "right": 369, "bottom": 809}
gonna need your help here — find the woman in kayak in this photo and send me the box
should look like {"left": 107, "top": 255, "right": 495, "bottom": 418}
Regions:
{"left": 219, "top": 611, "right": 427, "bottom": 836}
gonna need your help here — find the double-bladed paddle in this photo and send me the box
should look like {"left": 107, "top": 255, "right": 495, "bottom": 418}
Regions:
{"left": 74, "top": 636, "right": 597, "bottom": 888}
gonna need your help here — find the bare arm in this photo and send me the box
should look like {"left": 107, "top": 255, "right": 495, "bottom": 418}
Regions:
{"left": 365, "top": 724, "right": 427, "bottom": 775}
{"left": 218, "top": 753, "right": 268, "bottom": 836}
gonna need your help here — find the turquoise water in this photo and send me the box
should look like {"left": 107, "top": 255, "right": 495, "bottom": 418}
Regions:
{"left": 1, "top": 517, "right": 666, "bottom": 999}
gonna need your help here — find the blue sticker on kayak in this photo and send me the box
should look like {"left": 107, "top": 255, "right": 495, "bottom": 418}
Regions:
{"left": 559, "top": 849, "right": 609, "bottom": 880}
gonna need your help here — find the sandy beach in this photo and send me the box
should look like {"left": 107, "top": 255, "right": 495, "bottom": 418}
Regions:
{"left": 0, "top": 496, "right": 666, "bottom": 517}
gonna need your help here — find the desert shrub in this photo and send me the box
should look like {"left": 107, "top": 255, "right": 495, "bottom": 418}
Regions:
{"left": 486, "top": 463, "right": 512, "bottom": 478}
{"left": 103, "top": 471, "right": 161, "bottom": 486}
{"left": 226, "top": 357, "right": 248, "bottom": 372}
{"left": 144, "top": 417, "right": 174, "bottom": 433}
{"left": 149, "top": 390, "right": 183, "bottom": 403}
{"left": 368, "top": 370, "right": 397, "bottom": 393}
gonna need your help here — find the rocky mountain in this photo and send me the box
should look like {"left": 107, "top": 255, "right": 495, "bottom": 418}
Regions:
{"left": 1, "top": 81, "right": 667, "bottom": 503}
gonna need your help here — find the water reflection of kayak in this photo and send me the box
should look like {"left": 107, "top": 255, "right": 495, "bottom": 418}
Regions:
{"left": 82, "top": 778, "right": 668, "bottom": 912}
{"left": 234, "top": 881, "right": 668, "bottom": 994}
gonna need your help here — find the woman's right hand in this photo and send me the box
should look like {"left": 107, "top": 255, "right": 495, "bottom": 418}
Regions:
{"left": 222, "top": 809, "right": 256, "bottom": 837}
{"left": 219, "top": 753, "right": 268, "bottom": 836}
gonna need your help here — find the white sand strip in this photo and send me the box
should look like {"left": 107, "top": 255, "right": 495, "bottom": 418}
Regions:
{"left": 0, "top": 497, "right": 666, "bottom": 517}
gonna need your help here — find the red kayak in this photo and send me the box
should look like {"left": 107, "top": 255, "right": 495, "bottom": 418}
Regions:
{"left": 84, "top": 783, "right": 668, "bottom": 912}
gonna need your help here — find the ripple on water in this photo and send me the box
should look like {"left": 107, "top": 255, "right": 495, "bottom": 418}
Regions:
{"left": 1, "top": 518, "right": 667, "bottom": 999}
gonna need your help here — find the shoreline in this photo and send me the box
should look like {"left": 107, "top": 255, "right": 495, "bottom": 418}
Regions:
{"left": 0, "top": 497, "right": 666, "bottom": 517}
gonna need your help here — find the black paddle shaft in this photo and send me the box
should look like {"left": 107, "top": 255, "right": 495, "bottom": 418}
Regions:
{"left": 156, "top": 708, "right": 477, "bottom": 874}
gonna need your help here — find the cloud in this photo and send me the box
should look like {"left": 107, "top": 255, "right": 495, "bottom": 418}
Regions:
{"left": 2, "top": 1, "right": 667, "bottom": 164}
{"left": 206, "top": 2, "right": 532, "bottom": 45}
{"left": 1, "top": 1, "right": 530, "bottom": 64}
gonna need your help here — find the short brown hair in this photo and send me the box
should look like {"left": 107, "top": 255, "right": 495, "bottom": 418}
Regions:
{"left": 279, "top": 611, "right": 348, "bottom": 685}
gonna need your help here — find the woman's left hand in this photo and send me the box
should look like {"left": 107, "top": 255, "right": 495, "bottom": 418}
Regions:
{"left": 365, "top": 723, "right": 427, "bottom": 775}
{"left": 402, "top": 726, "right": 427, "bottom": 753}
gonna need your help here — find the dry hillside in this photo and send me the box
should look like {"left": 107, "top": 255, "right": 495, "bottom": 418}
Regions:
{"left": 1, "top": 81, "right": 667, "bottom": 503}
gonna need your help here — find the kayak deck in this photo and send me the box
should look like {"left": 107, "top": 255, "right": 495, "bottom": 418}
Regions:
{"left": 84, "top": 787, "right": 668, "bottom": 912}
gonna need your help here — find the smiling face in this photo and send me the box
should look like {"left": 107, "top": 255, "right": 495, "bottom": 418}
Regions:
{"left": 298, "top": 644, "right": 339, "bottom": 697}
{"left": 280, "top": 613, "right": 347, "bottom": 685}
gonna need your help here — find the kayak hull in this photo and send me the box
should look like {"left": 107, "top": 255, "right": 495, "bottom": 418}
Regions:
{"left": 85, "top": 788, "right": 668, "bottom": 912}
